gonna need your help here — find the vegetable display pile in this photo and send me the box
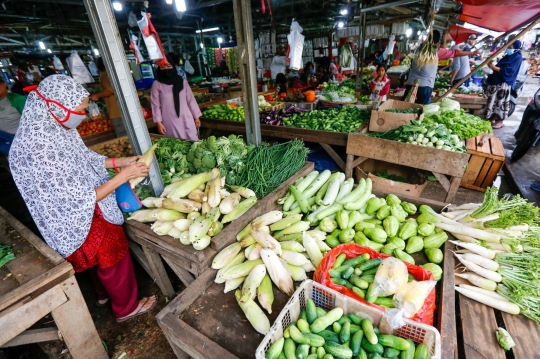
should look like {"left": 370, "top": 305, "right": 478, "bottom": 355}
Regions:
{"left": 264, "top": 298, "right": 431, "bottom": 359}
{"left": 283, "top": 107, "right": 370, "bottom": 133}
{"left": 434, "top": 75, "right": 451, "bottom": 88}
{"left": 128, "top": 168, "right": 258, "bottom": 250}
{"left": 415, "top": 42, "right": 438, "bottom": 67}
{"left": 0, "top": 244, "right": 15, "bottom": 268}
{"left": 202, "top": 104, "right": 245, "bottom": 122}
{"left": 234, "top": 140, "right": 309, "bottom": 198}
{"left": 383, "top": 108, "right": 421, "bottom": 114}
{"left": 358, "top": 95, "right": 371, "bottom": 104}
{"left": 260, "top": 106, "right": 308, "bottom": 126}
{"left": 362, "top": 121, "right": 467, "bottom": 153}
{"left": 320, "top": 82, "right": 357, "bottom": 104}
{"left": 376, "top": 171, "right": 409, "bottom": 184}
{"left": 423, "top": 110, "right": 492, "bottom": 140}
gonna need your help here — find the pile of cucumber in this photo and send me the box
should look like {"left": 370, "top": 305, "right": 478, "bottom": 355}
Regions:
{"left": 265, "top": 298, "right": 429, "bottom": 359}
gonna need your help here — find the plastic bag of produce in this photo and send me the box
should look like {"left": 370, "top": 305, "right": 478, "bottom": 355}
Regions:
{"left": 313, "top": 243, "right": 437, "bottom": 326}
{"left": 66, "top": 51, "right": 94, "bottom": 84}
{"left": 88, "top": 101, "right": 102, "bottom": 120}
{"left": 440, "top": 97, "right": 460, "bottom": 112}
{"left": 423, "top": 103, "right": 440, "bottom": 116}
{"left": 385, "top": 280, "right": 437, "bottom": 329}
{"left": 137, "top": 12, "right": 167, "bottom": 66}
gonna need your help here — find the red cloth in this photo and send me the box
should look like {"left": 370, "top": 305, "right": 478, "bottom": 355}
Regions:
{"left": 89, "top": 252, "right": 139, "bottom": 318}
{"left": 458, "top": 3, "right": 540, "bottom": 32}
{"left": 449, "top": 25, "right": 482, "bottom": 44}
{"left": 66, "top": 205, "right": 129, "bottom": 272}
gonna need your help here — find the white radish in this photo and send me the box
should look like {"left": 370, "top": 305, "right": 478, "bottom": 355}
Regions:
{"left": 458, "top": 284, "right": 508, "bottom": 301}
{"left": 455, "top": 286, "right": 520, "bottom": 314}
{"left": 436, "top": 223, "right": 501, "bottom": 243}
{"left": 460, "top": 253, "right": 500, "bottom": 271}
{"left": 336, "top": 178, "right": 354, "bottom": 202}
{"left": 322, "top": 178, "right": 342, "bottom": 206}
{"left": 449, "top": 203, "right": 481, "bottom": 211}
{"left": 509, "top": 224, "right": 529, "bottom": 232}
{"left": 450, "top": 240, "right": 496, "bottom": 259}
{"left": 455, "top": 249, "right": 474, "bottom": 254}
{"left": 442, "top": 209, "right": 470, "bottom": 219}
{"left": 452, "top": 233, "right": 479, "bottom": 244}
{"left": 454, "top": 254, "right": 502, "bottom": 282}
{"left": 488, "top": 242, "right": 523, "bottom": 253}
{"left": 455, "top": 273, "right": 498, "bottom": 291}
{"left": 453, "top": 209, "right": 476, "bottom": 222}
{"left": 470, "top": 213, "right": 499, "bottom": 222}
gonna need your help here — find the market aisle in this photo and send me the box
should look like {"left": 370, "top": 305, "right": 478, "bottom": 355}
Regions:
{"left": 496, "top": 77, "right": 540, "bottom": 205}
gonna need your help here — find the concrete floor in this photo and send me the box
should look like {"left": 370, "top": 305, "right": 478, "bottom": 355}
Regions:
{"left": 493, "top": 76, "right": 540, "bottom": 204}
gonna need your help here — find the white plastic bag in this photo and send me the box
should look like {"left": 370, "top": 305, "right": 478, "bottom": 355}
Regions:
{"left": 88, "top": 101, "right": 101, "bottom": 120}
{"left": 184, "top": 59, "right": 195, "bottom": 74}
{"left": 128, "top": 11, "right": 138, "bottom": 27}
{"left": 384, "top": 280, "right": 437, "bottom": 329}
{"left": 66, "top": 51, "right": 94, "bottom": 84}
{"left": 137, "top": 12, "right": 162, "bottom": 61}
{"left": 88, "top": 60, "right": 99, "bottom": 77}
{"left": 129, "top": 34, "right": 145, "bottom": 64}
{"left": 383, "top": 35, "right": 396, "bottom": 60}
{"left": 287, "top": 21, "right": 305, "bottom": 71}
{"left": 53, "top": 55, "right": 64, "bottom": 71}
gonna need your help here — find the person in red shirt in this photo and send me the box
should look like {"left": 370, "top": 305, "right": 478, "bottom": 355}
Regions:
{"left": 369, "top": 64, "right": 390, "bottom": 102}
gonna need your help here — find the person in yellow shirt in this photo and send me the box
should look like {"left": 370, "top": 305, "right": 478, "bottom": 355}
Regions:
{"left": 89, "top": 59, "right": 124, "bottom": 136}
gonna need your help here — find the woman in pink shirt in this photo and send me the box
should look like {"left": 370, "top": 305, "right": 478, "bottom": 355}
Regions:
{"left": 369, "top": 64, "right": 390, "bottom": 102}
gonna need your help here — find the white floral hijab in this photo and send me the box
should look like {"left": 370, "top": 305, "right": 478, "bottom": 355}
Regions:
{"left": 9, "top": 75, "right": 124, "bottom": 258}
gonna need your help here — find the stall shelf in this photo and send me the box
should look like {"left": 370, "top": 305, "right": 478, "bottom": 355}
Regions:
{"left": 155, "top": 192, "right": 456, "bottom": 359}
{"left": 0, "top": 206, "right": 106, "bottom": 358}
{"left": 122, "top": 162, "right": 315, "bottom": 299}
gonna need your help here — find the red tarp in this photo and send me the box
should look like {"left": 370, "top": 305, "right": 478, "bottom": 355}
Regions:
{"left": 458, "top": 2, "right": 540, "bottom": 32}
{"left": 449, "top": 25, "right": 481, "bottom": 44}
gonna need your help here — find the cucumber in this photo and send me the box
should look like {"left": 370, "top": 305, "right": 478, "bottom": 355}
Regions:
{"left": 296, "top": 344, "right": 310, "bottom": 359}
{"left": 324, "top": 341, "right": 353, "bottom": 359}
{"left": 284, "top": 338, "right": 296, "bottom": 359}
{"left": 358, "top": 348, "right": 368, "bottom": 359}
{"left": 342, "top": 253, "right": 370, "bottom": 267}
{"left": 331, "top": 277, "right": 348, "bottom": 286}
{"left": 360, "top": 274, "right": 375, "bottom": 283}
{"left": 333, "top": 322, "right": 342, "bottom": 335}
{"left": 298, "top": 318, "right": 311, "bottom": 333}
{"left": 318, "top": 329, "right": 340, "bottom": 343}
{"left": 365, "top": 283, "right": 378, "bottom": 303}
{"left": 350, "top": 328, "right": 364, "bottom": 355}
{"left": 323, "top": 355, "right": 334, "bottom": 359}
{"left": 316, "top": 307, "right": 327, "bottom": 318}
{"left": 352, "top": 287, "right": 365, "bottom": 298}
{"left": 306, "top": 299, "right": 318, "bottom": 324}
{"left": 300, "top": 309, "right": 308, "bottom": 322}
{"left": 266, "top": 337, "right": 284, "bottom": 359}
{"left": 306, "top": 355, "right": 318, "bottom": 359}
{"left": 348, "top": 314, "right": 362, "bottom": 325}
{"left": 361, "top": 267, "right": 379, "bottom": 276}
{"left": 303, "top": 333, "right": 325, "bottom": 347}
{"left": 413, "top": 343, "right": 428, "bottom": 359}
{"left": 339, "top": 322, "right": 351, "bottom": 344}
{"left": 349, "top": 275, "right": 369, "bottom": 289}
{"left": 332, "top": 253, "right": 347, "bottom": 269}
{"left": 333, "top": 265, "right": 353, "bottom": 274}
{"left": 341, "top": 267, "right": 354, "bottom": 280}
{"left": 329, "top": 270, "right": 342, "bottom": 278}
{"left": 361, "top": 319, "right": 378, "bottom": 345}
{"left": 359, "top": 258, "right": 382, "bottom": 271}
{"left": 367, "top": 354, "right": 381, "bottom": 359}
{"left": 400, "top": 339, "right": 415, "bottom": 359}
{"left": 290, "top": 325, "right": 310, "bottom": 345}
{"left": 284, "top": 326, "right": 291, "bottom": 338}
{"left": 317, "top": 346, "right": 326, "bottom": 359}
{"left": 350, "top": 324, "right": 360, "bottom": 334}
{"left": 336, "top": 316, "right": 352, "bottom": 326}
{"left": 360, "top": 337, "right": 384, "bottom": 355}
{"left": 277, "top": 353, "right": 286, "bottom": 359}
{"left": 384, "top": 347, "right": 401, "bottom": 359}
{"left": 378, "top": 335, "right": 410, "bottom": 351}
{"left": 374, "top": 297, "right": 395, "bottom": 308}
{"left": 311, "top": 347, "right": 317, "bottom": 355}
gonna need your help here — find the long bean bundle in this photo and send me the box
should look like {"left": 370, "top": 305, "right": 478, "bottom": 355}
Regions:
{"left": 234, "top": 140, "right": 309, "bottom": 198}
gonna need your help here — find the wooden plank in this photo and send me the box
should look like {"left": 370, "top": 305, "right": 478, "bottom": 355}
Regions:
{"left": 347, "top": 133, "right": 470, "bottom": 177}
{"left": 466, "top": 138, "right": 477, "bottom": 152}
{"left": 461, "top": 155, "right": 487, "bottom": 186}
{"left": 51, "top": 277, "right": 108, "bottom": 359}
{"left": 473, "top": 158, "right": 494, "bottom": 188}
{"left": 320, "top": 144, "right": 345, "bottom": 171}
{"left": 480, "top": 160, "right": 503, "bottom": 189}
{"left": 0, "top": 261, "right": 73, "bottom": 313}
{"left": 460, "top": 183, "right": 487, "bottom": 193}
{"left": 439, "top": 240, "right": 455, "bottom": 359}
{"left": 0, "top": 296, "right": 31, "bottom": 317}
{"left": 0, "top": 206, "right": 63, "bottom": 265}
{"left": 1, "top": 327, "right": 60, "bottom": 348}
{"left": 142, "top": 245, "right": 176, "bottom": 298}
{"left": 501, "top": 312, "right": 540, "bottom": 359}
{"left": 0, "top": 285, "right": 67, "bottom": 346}
{"left": 432, "top": 172, "right": 451, "bottom": 192}
{"left": 128, "top": 240, "right": 152, "bottom": 275}
{"left": 164, "top": 333, "right": 191, "bottom": 359}
{"left": 260, "top": 125, "right": 348, "bottom": 147}
{"left": 445, "top": 177, "right": 462, "bottom": 203}
{"left": 345, "top": 154, "right": 355, "bottom": 179}
{"left": 162, "top": 256, "right": 195, "bottom": 288}
{"left": 490, "top": 137, "right": 506, "bottom": 158}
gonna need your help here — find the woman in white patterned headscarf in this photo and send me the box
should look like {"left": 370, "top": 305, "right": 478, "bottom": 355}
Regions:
{"left": 9, "top": 75, "right": 157, "bottom": 322}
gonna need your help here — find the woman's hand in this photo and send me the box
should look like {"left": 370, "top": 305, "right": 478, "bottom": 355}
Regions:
{"left": 119, "top": 162, "right": 149, "bottom": 181}
{"left": 89, "top": 94, "right": 100, "bottom": 102}
{"left": 117, "top": 156, "right": 141, "bottom": 168}
{"left": 157, "top": 122, "right": 166, "bottom": 135}
{"left": 195, "top": 118, "right": 201, "bottom": 128}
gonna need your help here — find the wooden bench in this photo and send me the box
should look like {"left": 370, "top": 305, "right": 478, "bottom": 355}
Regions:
{"left": 0, "top": 207, "right": 106, "bottom": 359}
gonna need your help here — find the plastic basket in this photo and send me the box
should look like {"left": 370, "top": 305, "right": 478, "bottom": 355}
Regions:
{"left": 226, "top": 97, "right": 243, "bottom": 106}
{"left": 255, "top": 280, "right": 441, "bottom": 359}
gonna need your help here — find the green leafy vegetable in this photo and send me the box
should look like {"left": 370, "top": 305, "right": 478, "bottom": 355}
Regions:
{"left": 375, "top": 170, "right": 409, "bottom": 183}
{"left": 423, "top": 110, "right": 492, "bottom": 139}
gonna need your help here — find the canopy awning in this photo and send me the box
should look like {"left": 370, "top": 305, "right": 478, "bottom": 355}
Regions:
{"left": 448, "top": 24, "right": 481, "bottom": 44}
{"left": 457, "top": 2, "right": 540, "bottom": 32}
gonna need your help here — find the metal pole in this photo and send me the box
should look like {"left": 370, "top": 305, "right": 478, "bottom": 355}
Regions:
{"left": 438, "top": 16, "right": 540, "bottom": 100}
{"left": 83, "top": 0, "right": 163, "bottom": 195}
{"left": 355, "top": 5, "right": 363, "bottom": 90}
{"left": 233, "top": 0, "right": 261, "bottom": 145}
{"left": 359, "top": 0, "right": 420, "bottom": 13}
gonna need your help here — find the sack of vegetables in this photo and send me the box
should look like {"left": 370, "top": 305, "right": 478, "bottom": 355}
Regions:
{"left": 314, "top": 243, "right": 437, "bottom": 326}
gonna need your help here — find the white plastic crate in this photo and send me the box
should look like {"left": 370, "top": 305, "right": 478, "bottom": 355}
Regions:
{"left": 255, "top": 280, "right": 441, "bottom": 359}
{"left": 226, "top": 97, "right": 243, "bottom": 106}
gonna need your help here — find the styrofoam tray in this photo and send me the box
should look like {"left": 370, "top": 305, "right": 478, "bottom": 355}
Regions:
{"left": 255, "top": 280, "right": 441, "bottom": 359}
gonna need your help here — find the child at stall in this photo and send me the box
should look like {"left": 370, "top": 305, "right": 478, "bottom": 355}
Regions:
{"left": 369, "top": 64, "right": 390, "bottom": 102}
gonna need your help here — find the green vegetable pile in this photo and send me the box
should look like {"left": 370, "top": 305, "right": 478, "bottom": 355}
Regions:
{"left": 0, "top": 244, "right": 15, "bottom": 268}
{"left": 234, "top": 140, "right": 308, "bottom": 198}
{"left": 283, "top": 107, "right": 369, "bottom": 133}
{"left": 320, "top": 81, "right": 357, "bottom": 103}
{"left": 376, "top": 171, "right": 409, "bottom": 183}
{"left": 384, "top": 108, "right": 421, "bottom": 114}
{"left": 358, "top": 95, "right": 371, "bottom": 104}
{"left": 423, "top": 109, "right": 492, "bottom": 139}
{"left": 202, "top": 104, "right": 245, "bottom": 122}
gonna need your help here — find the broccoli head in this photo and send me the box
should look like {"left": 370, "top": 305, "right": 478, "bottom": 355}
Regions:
{"left": 206, "top": 136, "right": 218, "bottom": 153}
{"left": 192, "top": 158, "right": 202, "bottom": 169}
{"left": 201, "top": 152, "right": 216, "bottom": 169}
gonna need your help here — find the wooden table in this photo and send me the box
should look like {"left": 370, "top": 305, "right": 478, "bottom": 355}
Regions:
{"left": 156, "top": 192, "right": 456, "bottom": 359}
{"left": 199, "top": 118, "right": 349, "bottom": 171}
{"left": 123, "top": 162, "right": 315, "bottom": 299}
{"left": 345, "top": 133, "right": 470, "bottom": 202}
{"left": 0, "top": 207, "right": 106, "bottom": 358}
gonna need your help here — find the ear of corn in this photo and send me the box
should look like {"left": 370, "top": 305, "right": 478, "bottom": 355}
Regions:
{"left": 240, "top": 234, "right": 256, "bottom": 248}
{"left": 237, "top": 223, "right": 253, "bottom": 241}
{"left": 173, "top": 218, "right": 192, "bottom": 232}
{"left": 222, "top": 196, "right": 258, "bottom": 224}
{"left": 161, "top": 181, "right": 182, "bottom": 198}
{"left": 240, "top": 264, "right": 267, "bottom": 303}
{"left": 274, "top": 221, "right": 311, "bottom": 239}
{"left": 215, "top": 252, "right": 245, "bottom": 283}
{"left": 129, "top": 143, "right": 158, "bottom": 189}
{"left": 247, "top": 244, "right": 263, "bottom": 260}
{"left": 189, "top": 218, "right": 213, "bottom": 243}
{"left": 187, "top": 189, "right": 207, "bottom": 203}
{"left": 153, "top": 198, "right": 165, "bottom": 208}
{"left": 168, "top": 170, "right": 215, "bottom": 199}
{"left": 212, "top": 242, "right": 242, "bottom": 269}
{"left": 167, "top": 227, "right": 183, "bottom": 239}
{"left": 280, "top": 240, "right": 306, "bottom": 253}
{"left": 207, "top": 221, "right": 223, "bottom": 237}
{"left": 280, "top": 250, "right": 311, "bottom": 267}
{"left": 235, "top": 290, "right": 270, "bottom": 334}
{"left": 221, "top": 259, "right": 264, "bottom": 281}
{"left": 219, "top": 193, "right": 241, "bottom": 215}
{"left": 141, "top": 197, "right": 160, "bottom": 208}
{"left": 224, "top": 277, "right": 245, "bottom": 293}
{"left": 393, "top": 280, "right": 436, "bottom": 318}
{"left": 179, "top": 231, "right": 190, "bottom": 245}
{"left": 252, "top": 211, "right": 284, "bottom": 228}
{"left": 187, "top": 212, "right": 201, "bottom": 221}
{"left": 257, "top": 274, "right": 274, "bottom": 314}
{"left": 229, "top": 186, "right": 256, "bottom": 198}
{"left": 303, "top": 232, "right": 323, "bottom": 268}
{"left": 251, "top": 227, "right": 282, "bottom": 256}
{"left": 287, "top": 264, "right": 308, "bottom": 281}
{"left": 269, "top": 214, "right": 303, "bottom": 232}
{"left": 193, "top": 235, "right": 211, "bottom": 250}
{"left": 260, "top": 249, "right": 294, "bottom": 296}
{"left": 150, "top": 220, "right": 174, "bottom": 236}
{"left": 207, "top": 174, "right": 222, "bottom": 208}
{"left": 201, "top": 202, "right": 211, "bottom": 215}
{"left": 163, "top": 198, "right": 201, "bottom": 213}
{"left": 127, "top": 209, "right": 160, "bottom": 222}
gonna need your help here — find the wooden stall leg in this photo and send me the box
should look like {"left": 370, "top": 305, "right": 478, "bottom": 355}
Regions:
{"left": 432, "top": 172, "right": 451, "bottom": 192}
{"left": 1, "top": 327, "right": 60, "bottom": 348}
{"left": 345, "top": 154, "right": 355, "bottom": 179}
{"left": 129, "top": 240, "right": 152, "bottom": 276}
{"left": 320, "top": 144, "right": 345, "bottom": 171}
{"left": 51, "top": 277, "right": 108, "bottom": 359}
{"left": 162, "top": 257, "right": 195, "bottom": 288}
{"left": 445, "top": 177, "right": 462, "bottom": 203}
{"left": 164, "top": 333, "right": 191, "bottom": 359}
{"left": 142, "top": 245, "right": 176, "bottom": 298}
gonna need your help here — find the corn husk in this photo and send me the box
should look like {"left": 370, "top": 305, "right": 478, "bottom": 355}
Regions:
{"left": 188, "top": 189, "right": 207, "bottom": 203}
{"left": 168, "top": 227, "right": 183, "bottom": 239}
{"left": 303, "top": 232, "right": 323, "bottom": 268}
{"left": 287, "top": 264, "right": 308, "bottom": 281}
{"left": 151, "top": 221, "right": 174, "bottom": 236}
{"left": 212, "top": 242, "right": 242, "bottom": 269}
{"left": 169, "top": 170, "right": 216, "bottom": 199}
{"left": 163, "top": 198, "right": 201, "bottom": 213}
{"left": 127, "top": 209, "right": 160, "bottom": 222}
{"left": 161, "top": 181, "right": 182, "bottom": 198}
{"left": 247, "top": 244, "right": 263, "bottom": 260}
{"left": 280, "top": 250, "right": 311, "bottom": 267}
{"left": 152, "top": 209, "right": 184, "bottom": 222}
{"left": 153, "top": 198, "right": 165, "bottom": 208}
{"left": 187, "top": 212, "right": 201, "bottom": 221}
{"left": 207, "top": 221, "right": 223, "bottom": 237}
{"left": 129, "top": 143, "right": 158, "bottom": 189}
{"left": 241, "top": 234, "right": 256, "bottom": 248}
{"left": 201, "top": 202, "right": 211, "bottom": 216}
{"left": 220, "top": 188, "right": 231, "bottom": 197}
{"left": 179, "top": 231, "right": 190, "bottom": 245}
{"left": 252, "top": 211, "right": 284, "bottom": 228}
{"left": 215, "top": 252, "right": 246, "bottom": 283}
{"left": 221, "top": 259, "right": 264, "bottom": 281}
{"left": 219, "top": 193, "right": 241, "bottom": 215}
{"left": 240, "top": 264, "right": 267, "bottom": 302}
{"left": 252, "top": 227, "right": 282, "bottom": 256}
{"left": 207, "top": 175, "right": 222, "bottom": 208}
{"left": 280, "top": 241, "right": 305, "bottom": 253}
{"left": 173, "top": 218, "right": 192, "bottom": 232}
{"left": 141, "top": 197, "right": 160, "bottom": 208}
{"left": 222, "top": 196, "right": 258, "bottom": 224}
{"left": 260, "top": 249, "right": 294, "bottom": 296}
{"left": 224, "top": 277, "right": 245, "bottom": 293}
{"left": 189, "top": 218, "right": 212, "bottom": 243}
{"left": 235, "top": 290, "right": 271, "bottom": 334}
{"left": 257, "top": 274, "right": 274, "bottom": 314}
{"left": 229, "top": 185, "right": 256, "bottom": 198}
{"left": 245, "top": 243, "right": 257, "bottom": 258}
{"left": 193, "top": 235, "right": 211, "bottom": 250}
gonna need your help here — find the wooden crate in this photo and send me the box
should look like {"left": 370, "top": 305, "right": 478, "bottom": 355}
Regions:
{"left": 460, "top": 136, "right": 506, "bottom": 192}
{"left": 123, "top": 162, "right": 315, "bottom": 298}
{"left": 156, "top": 191, "right": 456, "bottom": 359}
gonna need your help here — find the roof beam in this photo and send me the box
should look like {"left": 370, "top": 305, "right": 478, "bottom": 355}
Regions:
{"left": 0, "top": 36, "right": 25, "bottom": 45}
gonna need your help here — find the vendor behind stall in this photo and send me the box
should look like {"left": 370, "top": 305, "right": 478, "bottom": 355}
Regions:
{"left": 405, "top": 30, "right": 480, "bottom": 104}
{"left": 450, "top": 44, "right": 471, "bottom": 87}
{"left": 0, "top": 77, "right": 26, "bottom": 155}
{"left": 90, "top": 58, "right": 124, "bottom": 136}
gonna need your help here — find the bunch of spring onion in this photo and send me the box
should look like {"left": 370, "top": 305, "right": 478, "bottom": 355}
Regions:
{"left": 211, "top": 211, "right": 331, "bottom": 334}
{"left": 415, "top": 41, "right": 439, "bottom": 67}
{"left": 128, "top": 168, "right": 258, "bottom": 251}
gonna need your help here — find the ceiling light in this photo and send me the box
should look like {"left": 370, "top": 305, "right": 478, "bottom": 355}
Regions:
{"left": 47, "top": 49, "right": 52, "bottom": 53}
{"left": 417, "top": 30, "right": 421, "bottom": 36}
{"left": 112, "top": 1, "right": 122, "bottom": 11}
{"left": 175, "top": 0, "right": 186, "bottom": 12}
{"left": 217, "top": 37, "right": 223, "bottom": 44}
{"left": 195, "top": 27, "right": 220, "bottom": 34}
{"left": 337, "top": 22, "right": 344, "bottom": 29}
{"left": 39, "top": 41, "right": 45, "bottom": 50}
{"left": 166, "top": 0, "right": 172, "bottom": 3}
{"left": 406, "top": 28, "right": 412, "bottom": 38}
{"left": 200, "top": 42, "right": 204, "bottom": 49}
{"left": 340, "top": 9, "right": 348, "bottom": 15}
{"left": 93, "top": 48, "right": 100, "bottom": 56}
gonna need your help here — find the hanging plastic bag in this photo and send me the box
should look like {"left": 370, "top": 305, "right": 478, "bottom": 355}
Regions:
{"left": 88, "top": 101, "right": 102, "bottom": 120}
{"left": 383, "top": 35, "right": 396, "bottom": 60}
{"left": 25, "top": 72, "right": 34, "bottom": 84}
{"left": 129, "top": 34, "right": 145, "bottom": 65}
{"left": 53, "top": 55, "right": 64, "bottom": 71}
{"left": 66, "top": 51, "right": 95, "bottom": 84}
{"left": 88, "top": 60, "right": 99, "bottom": 77}
{"left": 128, "top": 11, "right": 138, "bottom": 27}
{"left": 137, "top": 12, "right": 167, "bottom": 66}
{"left": 184, "top": 59, "right": 195, "bottom": 74}
{"left": 287, "top": 21, "right": 305, "bottom": 70}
